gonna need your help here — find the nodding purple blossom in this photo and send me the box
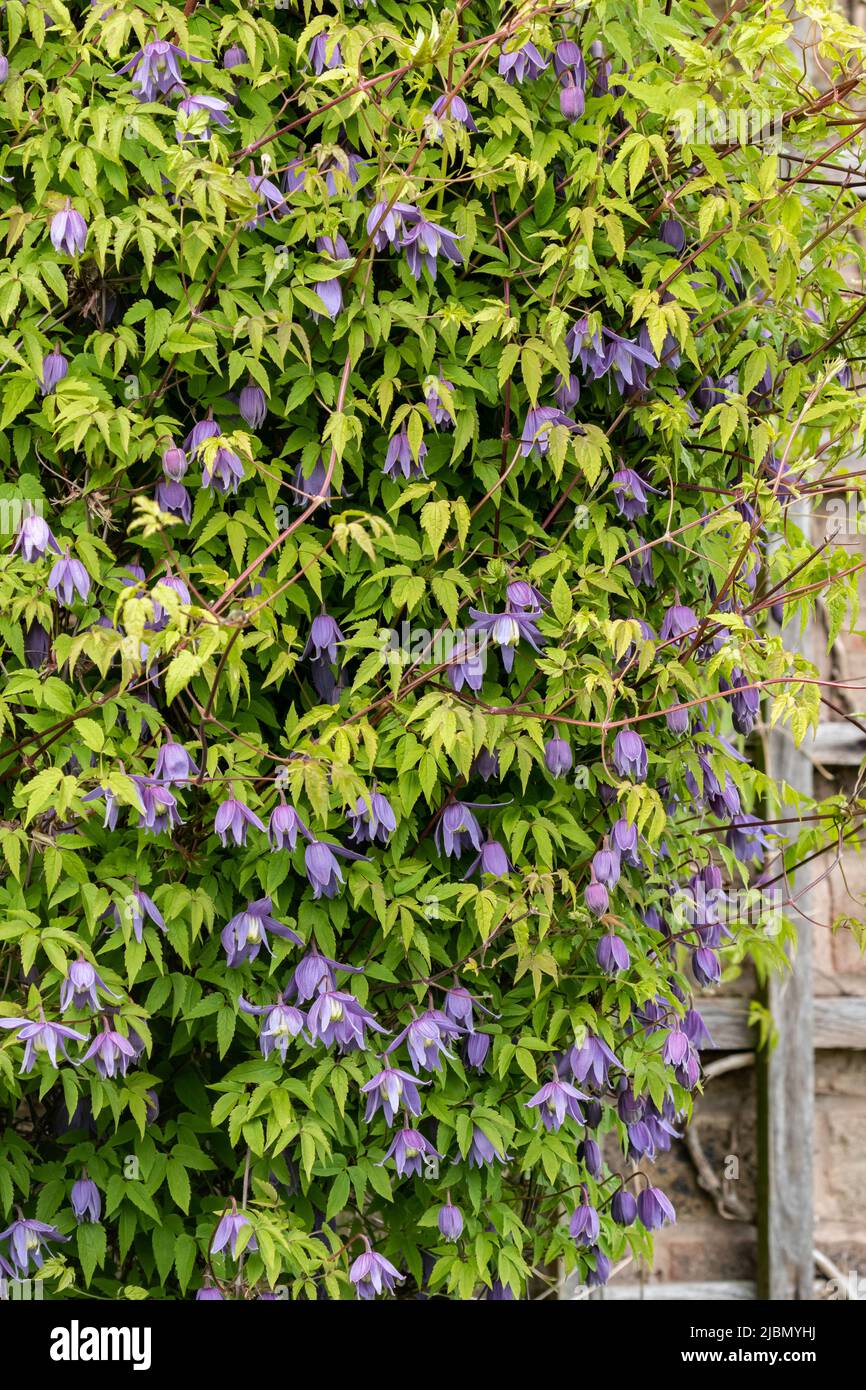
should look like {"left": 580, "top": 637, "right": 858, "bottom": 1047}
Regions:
{"left": 611, "top": 817, "right": 641, "bottom": 867}
{"left": 612, "top": 1190, "right": 638, "bottom": 1226}
{"left": 211, "top": 1202, "right": 257, "bottom": 1259}
{"left": 239, "top": 380, "right": 267, "bottom": 429}
{"left": 361, "top": 1065, "right": 427, "bottom": 1124}
{"left": 526, "top": 1074, "right": 587, "bottom": 1131}
{"left": 48, "top": 548, "right": 90, "bottom": 607}
{"left": 312, "top": 274, "right": 343, "bottom": 321}
{"left": 60, "top": 957, "right": 118, "bottom": 1013}
{"left": 560, "top": 75, "right": 585, "bottom": 122}
{"left": 81, "top": 1022, "right": 138, "bottom": 1079}
{"left": 71, "top": 1176, "right": 101, "bottom": 1223}
{"left": 349, "top": 1242, "right": 404, "bottom": 1300}
{"left": 465, "top": 1030, "right": 490, "bottom": 1072}
{"left": 498, "top": 41, "right": 549, "bottom": 84}
{"left": 683, "top": 1007, "right": 714, "bottom": 1049}
{"left": 602, "top": 329, "right": 659, "bottom": 394}
{"left": 507, "top": 579, "right": 547, "bottom": 613}
{"left": 465, "top": 1125, "right": 509, "bottom": 1168}
{"left": 468, "top": 605, "right": 544, "bottom": 673}
{"left": 567, "top": 315, "right": 607, "bottom": 375}
{"left": 118, "top": 38, "right": 206, "bottom": 102}
{"left": 386, "top": 1009, "right": 463, "bottom": 1075}
{"left": 347, "top": 789, "right": 397, "bottom": 846}
{"left": 659, "top": 601, "right": 697, "bottom": 643}
{"left": 446, "top": 632, "right": 485, "bottom": 693}
{"left": 597, "top": 931, "right": 629, "bottom": 974}
{"left": 637, "top": 1186, "right": 676, "bottom": 1231}
{"left": 176, "top": 93, "right": 232, "bottom": 140}
{"left": 584, "top": 874, "right": 609, "bottom": 918}
{"left": 221, "top": 898, "right": 302, "bottom": 967}
{"left": 304, "top": 612, "right": 343, "bottom": 664}
{"left": 366, "top": 200, "right": 418, "bottom": 250}
{"left": 692, "top": 946, "right": 721, "bottom": 987}
{"left": 401, "top": 214, "right": 463, "bottom": 282}
{"left": 443, "top": 986, "right": 496, "bottom": 1032}
{"left": 425, "top": 374, "right": 456, "bottom": 427}
{"left": 0, "top": 1217, "right": 68, "bottom": 1274}
{"left": 662, "top": 1028, "right": 691, "bottom": 1068}
{"left": 196, "top": 1283, "right": 224, "bottom": 1300}
{"left": 162, "top": 443, "right": 188, "bottom": 481}
{"left": 429, "top": 93, "right": 478, "bottom": 138}
{"left": 660, "top": 217, "right": 686, "bottom": 254}
{"left": 544, "top": 737, "right": 573, "bottom": 778}
{"left": 308, "top": 33, "right": 342, "bottom": 73}
{"left": 303, "top": 838, "right": 368, "bottom": 899}
{"left": 486, "top": 1280, "right": 516, "bottom": 1300}
{"left": 554, "top": 372, "right": 581, "bottom": 411}
{"left": 246, "top": 168, "right": 287, "bottom": 228}
{"left": 570, "top": 1198, "right": 600, "bottom": 1246}
{"left": 464, "top": 835, "right": 512, "bottom": 880}
{"left": 379, "top": 1127, "right": 441, "bottom": 1178}
{"left": 268, "top": 802, "right": 311, "bottom": 851}
{"left": 24, "top": 620, "right": 50, "bottom": 668}
{"left": 612, "top": 728, "right": 648, "bottom": 780}
{"left": 40, "top": 347, "right": 68, "bottom": 396}
{"left": 519, "top": 406, "right": 582, "bottom": 458}
{"left": 239, "top": 995, "right": 306, "bottom": 1060}
{"left": 154, "top": 740, "right": 198, "bottom": 785}
{"left": 569, "top": 1032, "right": 620, "bottom": 1088}
{"left": 471, "top": 747, "right": 499, "bottom": 781}
{"left": 290, "top": 948, "right": 362, "bottom": 1003}
{"left": 184, "top": 410, "right": 221, "bottom": 456}
{"left": 11, "top": 510, "right": 61, "bottom": 562}
{"left": 215, "top": 794, "right": 266, "bottom": 848}
{"left": 586, "top": 1249, "right": 612, "bottom": 1287}
{"left": 0, "top": 53, "right": 8, "bottom": 85}
{"left": 321, "top": 147, "right": 363, "bottom": 197}
{"left": 306, "top": 988, "right": 386, "bottom": 1052}
{"left": 725, "top": 813, "right": 768, "bottom": 863}
{"left": 611, "top": 468, "right": 659, "bottom": 520}
{"left": 131, "top": 777, "right": 183, "bottom": 836}
{"left": 201, "top": 442, "right": 245, "bottom": 494}
{"left": 107, "top": 884, "right": 164, "bottom": 945}
{"left": 223, "top": 44, "right": 248, "bottom": 71}
{"left": 0, "top": 1013, "right": 86, "bottom": 1073}
{"left": 721, "top": 668, "right": 761, "bottom": 735}
{"left": 82, "top": 784, "right": 122, "bottom": 831}
{"left": 384, "top": 426, "right": 427, "bottom": 481}
{"left": 49, "top": 200, "right": 88, "bottom": 255}
{"left": 434, "top": 801, "right": 482, "bottom": 859}
{"left": 666, "top": 701, "right": 690, "bottom": 735}
{"left": 592, "top": 842, "right": 621, "bottom": 890}
{"left": 438, "top": 1203, "right": 463, "bottom": 1241}
{"left": 554, "top": 41, "right": 587, "bottom": 84}
{"left": 292, "top": 455, "right": 334, "bottom": 508}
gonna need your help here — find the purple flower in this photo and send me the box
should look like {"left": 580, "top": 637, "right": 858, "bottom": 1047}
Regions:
{"left": 498, "top": 41, "right": 549, "bottom": 84}
{"left": 361, "top": 1065, "right": 426, "bottom": 1124}
{"left": 0, "top": 1218, "right": 68, "bottom": 1274}
{"left": 308, "top": 33, "right": 342, "bottom": 73}
{"left": 24, "top": 620, "right": 50, "bottom": 668}
{"left": 81, "top": 1023, "right": 138, "bottom": 1079}
{"left": 569, "top": 1200, "right": 600, "bottom": 1246}
{"left": 660, "top": 602, "right": 697, "bottom": 643}
{"left": 611, "top": 468, "right": 659, "bottom": 520}
{"left": 569, "top": 1032, "right": 619, "bottom": 1087}
{"left": 306, "top": 989, "right": 386, "bottom": 1052}
{"left": 239, "top": 995, "right": 306, "bottom": 1060}
{"left": 554, "top": 373, "right": 581, "bottom": 411}
{"left": 386, "top": 1010, "right": 463, "bottom": 1074}
{"left": 131, "top": 777, "right": 183, "bottom": 836}
{"left": 114, "top": 886, "right": 166, "bottom": 944}
{"left": 71, "top": 1177, "right": 101, "bottom": 1223}
{"left": 725, "top": 813, "right": 768, "bottom": 863}
{"left": 434, "top": 802, "right": 482, "bottom": 859}
{"left": 425, "top": 374, "right": 456, "bottom": 427}
{"left": 400, "top": 215, "right": 463, "bottom": 282}
{"left": 507, "top": 580, "right": 546, "bottom": 612}
{"left": 465, "top": 1031, "right": 490, "bottom": 1072}
{"left": 0, "top": 54, "right": 8, "bottom": 84}
{"left": 692, "top": 946, "right": 721, "bottom": 986}
{"left": 196, "top": 1283, "right": 224, "bottom": 1300}
{"left": 612, "top": 728, "right": 647, "bottom": 780}
{"left": 349, "top": 1243, "right": 403, "bottom": 1300}
{"left": 464, "top": 836, "right": 512, "bottom": 880}
{"left": 118, "top": 39, "right": 206, "bottom": 101}
{"left": 304, "top": 612, "right": 343, "bottom": 663}
{"left": 246, "top": 168, "right": 287, "bottom": 229}
{"left": 312, "top": 275, "right": 343, "bottom": 321}
{"left": 526, "top": 1075, "right": 587, "bottom": 1131}
{"left": 366, "top": 200, "right": 419, "bottom": 250}
{"left": 544, "top": 737, "right": 572, "bottom": 778}
{"left": 612, "top": 1190, "right": 637, "bottom": 1226}
{"left": 430, "top": 93, "right": 477, "bottom": 135}
{"left": 49, "top": 201, "right": 88, "bottom": 255}
{"left": 597, "top": 932, "right": 629, "bottom": 974}
{"left": 602, "top": 329, "right": 658, "bottom": 395}
{"left": 466, "top": 1125, "right": 509, "bottom": 1168}
{"left": 221, "top": 897, "right": 302, "bottom": 967}
{"left": 211, "top": 1203, "right": 257, "bottom": 1259}
{"left": 380, "top": 1127, "right": 441, "bottom": 1178}
{"left": 468, "top": 606, "right": 544, "bottom": 673}
{"left": 662, "top": 1028, "right": 691, "bottom": 1067}
{"left": 268, "top": 802, "right": 311, "bottom": 851}
{"left": 586, "top": 1248, "right": 611, "bottom": 1287}
{"left": 554, "top": 41, "right": 586, "bottom": 83}
{"left": 347, "top": 789, "right": 397, "bottom": 846}
{"left": 202, "top": 443, "right": 245, "bottom": 494}
{"left": 11, "top": 510, "right": 61, "bottom": 562}
{"left": 666, "top": 702, "right": 690, "bottom": 735}
{"left": 438, "top": 1203, "right": 463, "bottom": 1241}
{"left": 519, "top": 406, "right": 581, "bottom": 458}
{"left": 384, "top": 426, "right": 427, "bottom": 481}
{"left": 239, "top": 380, "right": 267, "bottom": 429}
{"left": 60, "top": 957, "right": 117, "bottom": 1013}
{"left": 156, "top": 480, "right": 192, "bottom": 522}
{"left": 162, "top": 444, "right": 188, "bottom": 481}
{"left": 0, "top": 1014, "right": 86, "bottom": 1073}
{"left": 443, "top": 986, "right": 496, "bottom": 1032}
{"left": 214, "top": 795, "right": 265, "bottom": 847}
{"left": 223, "top": 45, "right": 248, "bottom": 71}
{"left": 304, "top": 839, "right": 368, "bottom": 899}
{"left": 637, "top": 1186, "right": 676, "bottom": 1231}
{"left": 560, "top": 76, "right": 585, "bottom": 122}
{"left": 660, "top": 217, "right": 685, "bottom": 253}
{"left": 40, "top": 348, "right": 68, "bottom": 396}
{"left": 291, "top": 948, "right": 361, "bottom": 1003}
{"left": 155, "top": 740, "right": 198, "bottom": 785}
{"left": 176, "top": 93, "right": 232, "bottom": 140}
{"left": 584, "top": 875, "right": 609, "bottom": 918}
{"left": 184, "top": 411, "right": 221, "bottom": 455}
{"left": 471, "top": 747, "right": 499, "bottom": 781}
{"left": 592, "top": 843, "right": 620, "bottom": 890}
{"left": 48, "top": 548, "right": 90, "bottom": 607}
{"left": 446, "top": 632, "right": 485, "bottom": 692}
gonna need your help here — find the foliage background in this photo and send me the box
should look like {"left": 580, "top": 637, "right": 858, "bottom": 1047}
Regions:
{"left": 1, "top": 0, "right": 865, "bottom": 1300}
